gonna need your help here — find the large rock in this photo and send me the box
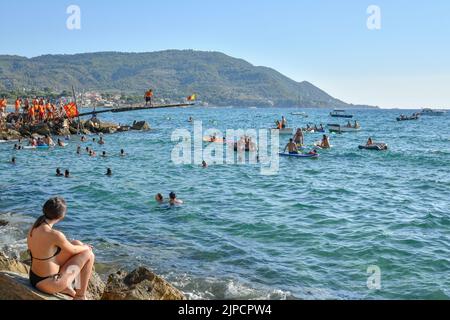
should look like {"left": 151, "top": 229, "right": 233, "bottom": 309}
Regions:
{"left": 87, "top": 269, "right": 106, "bottom": 300}
{"left": 29, "top": 123, "right": 51, "bottom": 136}
{"left": 101, "top": 267, "right": 185, "bottom": 300}
{"left": 98, "top": 122, "right": 119, "bottom": 134}
{"left": 0, "top": 272, "right": 70, "bottom": 300}
{"left": 0, "top": 252, "right": 105, "bottom": 300}
{"left": 131, "top": 121, "right": 150, "bottom": 131}
{"left": 0, "top": 252, "right": 30, "bottom": 274}
{"left": 0, "top": 129, "right": 22, "bottom": 140}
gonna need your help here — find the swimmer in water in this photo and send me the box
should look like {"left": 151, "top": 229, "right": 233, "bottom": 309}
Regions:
{"left": 155, "top": 193, "right": 164, "bottom": 204}
{"left": 98, "top": 137, "right": 105, "bottom": 145}
{"left": 76, "top": 146, "right": 81, "bottom": 154}
{"left": 202, "top": 160, "right": 208, "bottom": 168}
{"left": 120, "top": 149, "right": 125, "bottom": 156}
{"left": 57, "top": 139, "right": 65, "bottom": 147}
{"left": 56, "top": 168, "right": 64, "bottom": 177}
{"left": 64, "top": 170, "right": 70, "bottom": 178}
{"left": 11, "top": 157, "right": 16, "bottom": 165}
{"left": 106, "top": 168, "right": 112, "bottom": 176}
{"left": 169, "top": 192, "right": 183, "bottom": 205}
{"left": 81, "top": 136, "right": 87, "bottom": 142}
{"left": 101, "top": 151, "right": 107, "bottom": 157}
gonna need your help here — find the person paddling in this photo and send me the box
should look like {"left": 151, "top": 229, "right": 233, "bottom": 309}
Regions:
{"left": 284, "top": 138, "right": 299, "bottom": 154}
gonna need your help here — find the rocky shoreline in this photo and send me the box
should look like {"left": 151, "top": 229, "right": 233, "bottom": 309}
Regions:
{"left": 1, "top": 114, "right": 150, "bottom": 142}
{"left": 0, "top": 214, "right": 185, "bottom": 300}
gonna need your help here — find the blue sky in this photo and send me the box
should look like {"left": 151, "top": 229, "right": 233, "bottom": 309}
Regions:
{"left": 1, "top": 0, "right": 449, "bottom": 108}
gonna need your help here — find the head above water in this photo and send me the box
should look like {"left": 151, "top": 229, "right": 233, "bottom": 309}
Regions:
{"left": 56, "top": 168, "right": 61, "bottom": 175}
{"left": 64, "top": 170, "right": 70, "bottom": 177}
{"left": 155, "top": 193, "right": 163, "bottom": 202}
{"left": 169, "top": 192, "right": 176, "bottom": 200}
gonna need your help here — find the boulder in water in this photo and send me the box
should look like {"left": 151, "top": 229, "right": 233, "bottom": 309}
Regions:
{"left": 101, "top": 267, "right": 185, "bottom": 300}
{"left": 29, "top": 123, "right": 51, "bottom": 136}
{"left": 131, "top": 121, "right": 150, "bottom": 131}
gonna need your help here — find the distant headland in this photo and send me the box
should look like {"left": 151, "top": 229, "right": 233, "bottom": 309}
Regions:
{"left": 0, "top": 50, "right": 378, "bottom": 109}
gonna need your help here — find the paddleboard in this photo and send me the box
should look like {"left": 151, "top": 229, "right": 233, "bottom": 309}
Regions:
{"left": 279, "top": 152, "right": 319, "bottom": 159}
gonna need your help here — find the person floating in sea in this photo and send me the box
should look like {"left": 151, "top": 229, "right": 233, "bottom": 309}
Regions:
{"left": 56, "top": 168, "right": 64, "bottom": 177}
{"left": 101, "top": 151, "right": 107, "bottom": 157}
{"left": 188, "top": 116, "right": 194, "bottom": 123}
{"left": 98, "top": 137, "right": 105, "bottom": 145}
{"left": 80, "top": 136, "right": 87, "bottom": 142}
{"left": 202, "top": 160, "right": 208, "bottom": 168}
{"left": 366, "top": 137, "right": 374, "bottom": 146}
{"left": 293, "top": 129, "right": 304, "bottom": 147}
{"left": 26, "top": 197, "right": 95, "bottom": 300}
{"left": 88, "top": 150, "right": 96, "bottom": 157}
{"left": 155, "top": 193, "right": 164, "bottom": 204}
{"left": 85, "top": 147, "right": 90, "bottom": 153}
{"left": 284, "top": 138, "right": 299, "bottom": 154}
{"left": 308, "top": 149, "right": 318, "bottom": 155}
{"left": 76, "top": 146, "right": 81, "bottom": 154}
{"left": 106, "top": 168, "right": 112, "bottom": 176}
{"left": 120, "top": 149, "right": 126, "bottom": 157}
{"left": 169, "top": 192, "right": 183, "bottom": 206}
{"left": 317, "top": 135, "right": 331, "bottom": 149}
{"left": 144, "top": 89, "right": 153, "bottom": 106}
{"left": 11, "top": 157, "right": 16, "bottom": 165}
{"left": 44, "top": 135, "right": 55, "bottom": 147}
{"left": 64, "top": 170, "right": 70, "bottom": 178}
{"left": 57, "top": 139, "right": 65, "bottom": 147}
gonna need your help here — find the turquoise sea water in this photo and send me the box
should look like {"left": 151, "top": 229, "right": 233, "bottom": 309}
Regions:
{"left": 1, "top": 107, "right": 449, "bottom": 300}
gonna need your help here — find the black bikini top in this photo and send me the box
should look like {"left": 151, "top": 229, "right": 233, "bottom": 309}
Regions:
{"left": 29, "top": 247, "right": 61, "bottom": 261}
{"left": 28, "top": 220, "right": 62, "bottom": 262}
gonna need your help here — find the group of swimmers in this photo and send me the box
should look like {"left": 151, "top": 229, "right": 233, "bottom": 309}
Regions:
{"left": 345, "top": 120, "right": 361, "bottom": 129}
{"left": 155, "top": 192, "right": 183, "bottom": 206}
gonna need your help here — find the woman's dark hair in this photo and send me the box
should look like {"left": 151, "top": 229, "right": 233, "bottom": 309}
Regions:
{"left": 31, "top": 197, "right": 67, "bottom": 236}
{"left": 169, "top": 192, "right": 176, "bottom": 199}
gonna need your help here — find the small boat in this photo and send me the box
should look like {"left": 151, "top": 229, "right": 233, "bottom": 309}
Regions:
{"left": 327, "top": 124, "right": 361, "bottom": 133}
{"left": 291, "top": 112, "right": 308, "bottom": 117}
{"left": 396, "top": 115, "right": 419, "bottom": 121}
{"left": 420, "top": 108, "right": 446, "bottom": 116}
{"left": 279, "top": 152, "right": 319, "bottom": 159}
{"left": 358, "top": 143, "right": 388, "bottom": 151}
{"left": 270, "top": 128, "right": 294, "bottom": 135}
{"left": 330, "top": 109, "right": 353, "bottom": 118}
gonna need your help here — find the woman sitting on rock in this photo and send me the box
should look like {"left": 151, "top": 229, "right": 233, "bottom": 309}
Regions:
{"left": 27, "top": 197, "right": 95, "bottom": 300}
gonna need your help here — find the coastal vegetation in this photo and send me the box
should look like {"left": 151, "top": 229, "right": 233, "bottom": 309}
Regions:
{"left": 0, "top": 50, "right": 376, "bottom": 108}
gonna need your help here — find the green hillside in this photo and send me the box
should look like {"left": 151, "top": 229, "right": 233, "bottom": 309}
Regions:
{"left": 0, "top": 50, "right": 374, "bottom": 108}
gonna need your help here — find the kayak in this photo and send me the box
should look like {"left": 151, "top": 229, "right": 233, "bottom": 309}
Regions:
{"left": 358, "top": 143, "right": 388, "bottom": 151}
{"left": 24, "top": 145, "right": 50, "bottom": 150}
{"left": 279, "top": 152, "right": 319, "bottom": 159}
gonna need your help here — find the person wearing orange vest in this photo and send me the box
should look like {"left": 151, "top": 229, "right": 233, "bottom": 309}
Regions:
{"left": 28, "top": 105, "right": 35, "bottom": 123}
{"left": 39, "top": 104, "right": 45, "bottom": 122}
{"left": 15, "top": 98, "right": 22, "bottom": 114}
{"left": 0, "top": 98, "right": 7, "bottom": 113}
{"left": 45, "top": 102, "right": 52, "bottom": 120}
{"left": 144, "top": 89, "right": 153, "bottom": 106}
